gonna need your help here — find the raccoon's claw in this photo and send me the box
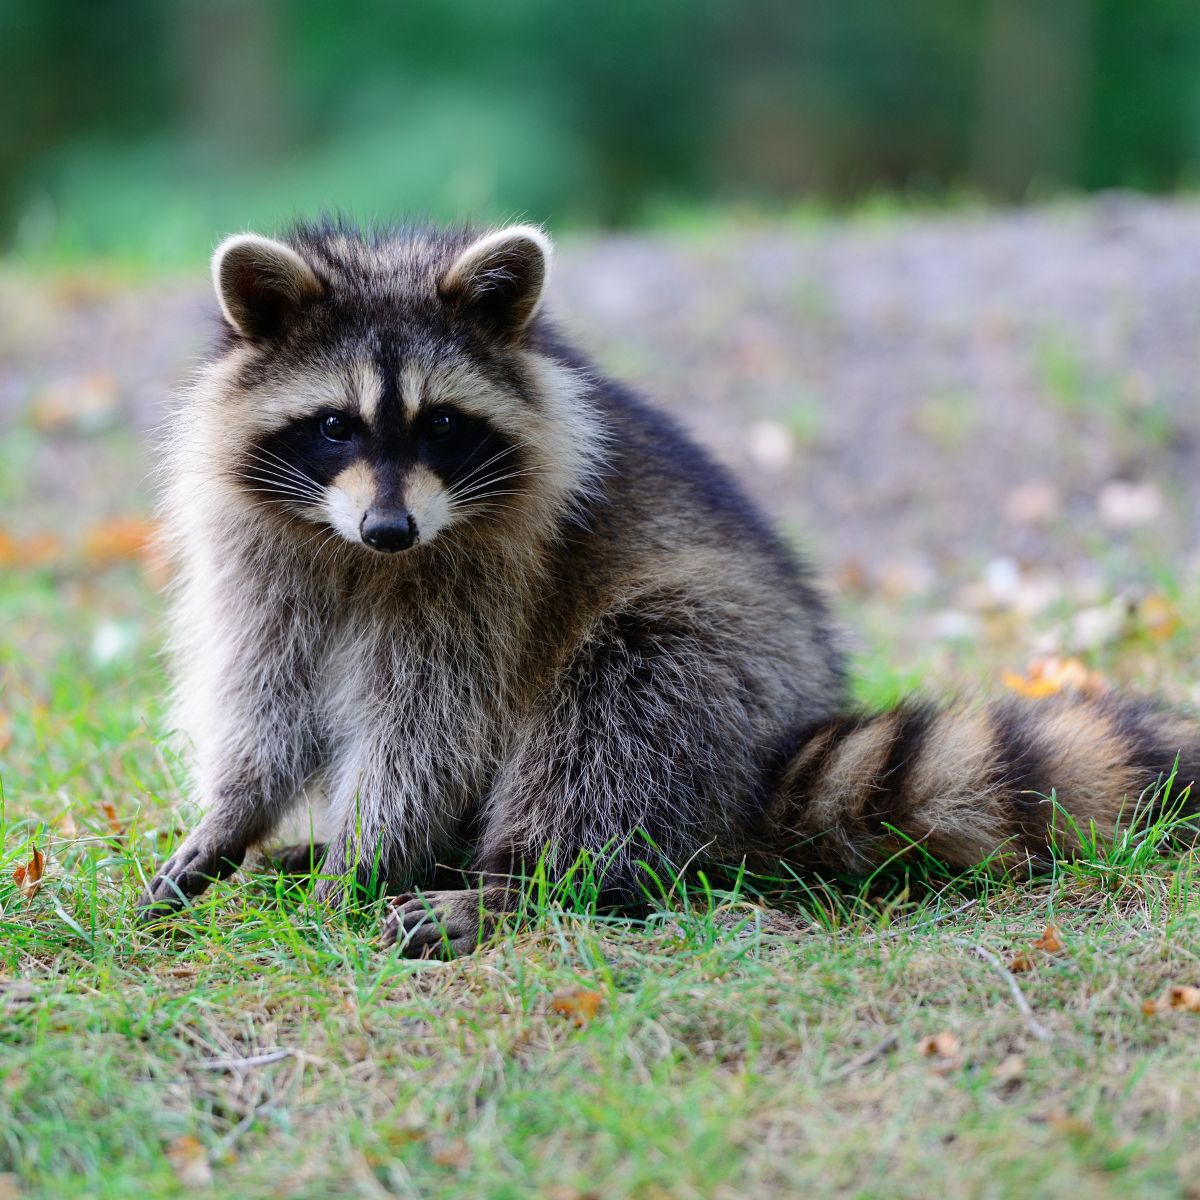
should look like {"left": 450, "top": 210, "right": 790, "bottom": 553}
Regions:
{"left": 137, "top": 832, "right": 246, "bottom": 920}
{"left": 382, "top": 889, "right": 495, "bottom": 959}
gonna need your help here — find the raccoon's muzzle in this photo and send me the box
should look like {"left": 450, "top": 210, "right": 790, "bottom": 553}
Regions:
{"left": 361, "top": 507, "right": 418, "bottom": 552}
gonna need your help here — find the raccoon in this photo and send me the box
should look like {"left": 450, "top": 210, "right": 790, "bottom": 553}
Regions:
{"left": 140, "top": 219, "right": 1200, "bottom": 955}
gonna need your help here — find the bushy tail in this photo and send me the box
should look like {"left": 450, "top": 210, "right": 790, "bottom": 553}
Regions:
{"left": 765, "top": 694, "right": 1200, "bottom": 874}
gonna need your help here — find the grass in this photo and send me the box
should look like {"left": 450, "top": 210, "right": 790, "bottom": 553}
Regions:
{"left": 4, "top": 393, "right": 1200, "bottom": 1198}
{"left": 5, "top": 552, "right": 1200, "bottom": 1199}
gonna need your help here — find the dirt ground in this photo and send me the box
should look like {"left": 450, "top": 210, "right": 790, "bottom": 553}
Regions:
{"left": 2, "top": 196, "right": 1198, "bottom": 594}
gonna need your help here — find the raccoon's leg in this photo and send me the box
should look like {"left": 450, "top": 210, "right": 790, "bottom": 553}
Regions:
{"left": 313, "top": 741, "right": 472, "bottom": 909}
{"left": 386, "top": 599, "right": 791, "bottom": 957}
{"left": 139, "top": 599, "right": 324, "bottom": 916}
{"left": 140, "top": 741, "right": 321, "bottom": 913}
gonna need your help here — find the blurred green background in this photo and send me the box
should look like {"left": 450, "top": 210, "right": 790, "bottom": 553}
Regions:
{"left": 3, "top": 0, "right": 1200, "bottom": 263}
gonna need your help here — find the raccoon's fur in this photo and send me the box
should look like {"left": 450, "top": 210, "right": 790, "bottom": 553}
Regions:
{"left": 140, "top": 219, "right": 1200, "bottom": 955}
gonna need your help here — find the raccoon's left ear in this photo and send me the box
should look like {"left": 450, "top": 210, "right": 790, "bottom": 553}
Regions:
{"left": 212, "top": 233, "right": 324, "bottom": 340}
{"left": 439, "top": 225, "right": 552, "bottom": 339}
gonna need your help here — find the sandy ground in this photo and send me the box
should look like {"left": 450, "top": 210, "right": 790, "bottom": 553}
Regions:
{"left": 2, "top": 197, "right": 1198, "bottom": 596}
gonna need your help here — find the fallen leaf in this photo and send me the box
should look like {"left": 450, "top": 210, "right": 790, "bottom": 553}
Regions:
{"left": 1009, "top": 923, "right": 1064, "bottom": 971}
{"left": 1002, "top": 657, "right": 1107, "bottom": 701}
{"left": 1033, "top": 924, "right": 1064, "bottom": 954}
{"left": 57, "top": 811, "right": 79, "bottom": 839}
{"left": 0, "top": 1173, "right": 18, "bottom": 1200}
{"left": 0, "top": 714, "right": 10, "bottom": 754}
{"left": 13, "top": 533, "right": 65, "bottom": 569}
{"left": 917, "top": 1031, "right": 962, "bottom": 1071}
{"left": 100, "top": 802, "right": 126, "bottom": 838}
{"left": 12, "top": 847, "right": 44, "bottom": 901}
{"left": 918, "top": 1031, "right": 959, "bottom": 1058}
{"left": 549, "top": 987, "right": 604, "bottom": 1028}
{"left": 1168, "top": 986, "right": 1200, "bottom": 1011}
{"left": 83, "top": 516, "right": 158, "bottom": 568}
{"left": 1142, "top": 984, "right": 1200, "bottom": 1015}
{"left": 1000, "top": 670, "right": 1060, "bottom": 700}
{"left": 1137, "top": 593, "right": 1182, "bottom": 642}
{"left": 165, "top": 1135, "right": 212, "bottom": 1187}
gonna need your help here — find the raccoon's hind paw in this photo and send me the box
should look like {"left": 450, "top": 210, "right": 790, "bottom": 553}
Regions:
{"left": 137, "top": 829, "right": 246, "bottom": 920}
{"left": 382, "top": 888, "right": 509, "bottom": 959}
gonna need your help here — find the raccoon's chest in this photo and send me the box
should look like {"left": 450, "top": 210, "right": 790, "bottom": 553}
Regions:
{"left": 316, "top": 601, "right": 524, "bottom": 804}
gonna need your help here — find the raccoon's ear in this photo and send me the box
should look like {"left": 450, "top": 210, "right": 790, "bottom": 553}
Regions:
{"left": 212, "top": 234, "right": 324, "bottom": 340}
{"left": 439, "top": 225, "right": 552, "bottom": 339}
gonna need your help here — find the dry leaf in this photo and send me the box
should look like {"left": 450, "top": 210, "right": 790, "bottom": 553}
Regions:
{"left": 549, "top": 987, "right": 604, "bottom": 1028}
{"left": 0, "top": 1173, "right": 19, "bottom": 1200}
{"left": 1000, "top": 669, "right": 1060, "bottom": 700}
{"left": 1168, "top": 986, "right": 1200, "bottom": 1011}
{"left": 1002, "top": 657, "right": 1107, "bottom": 701}
{"left": 917, "top": 1031, "right": 962, "bottom": 1071}
{"left": 12, "top": 847, "right": 44, "bottom": 901}
{"left": 0, "top": 530, "right": 65, "bottom": 570}
{"left": 1010, "top": 923, "right": 1064, "bottom": 971}
{"left": 12, "top": 533, "right": 65, "bottom": 569}
{"left": 83, "top": 516, "right": 158, "bottom": 568}
{"left": 57, "top": 811, "right": 79, "bottom": 839}
{"left": 918, "top": 1031, "right": 959, "bottom": 1058}
{"left": 1142, "top": 984, "right": 1200, "bottom": 1015}
{"left": 165, "top": 1135, "right": 212, "bottom": 1187}
{"left": 0, "top": 714, "right": 10, "bottom": 754}
{"left": 1033, "top": 924, "right": 1064, "bottom": 954}
{"left": 100, "top": 801, "right": 126, "bottom": 838}
{"left": 1137, "top": 593, "right": 1182, "bottom": 642}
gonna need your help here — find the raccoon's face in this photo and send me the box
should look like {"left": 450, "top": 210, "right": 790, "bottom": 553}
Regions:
{"left": 204, "top": 224, "right": 576, "bottom": 555}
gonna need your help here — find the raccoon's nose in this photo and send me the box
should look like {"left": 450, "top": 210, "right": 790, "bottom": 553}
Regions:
{"left": 360, "top": 509, "right": 418, "bottom": 553}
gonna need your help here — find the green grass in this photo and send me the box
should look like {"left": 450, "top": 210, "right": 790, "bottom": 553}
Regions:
{"left": 5, "top": 525, "right": 1200, "bottom": 1198}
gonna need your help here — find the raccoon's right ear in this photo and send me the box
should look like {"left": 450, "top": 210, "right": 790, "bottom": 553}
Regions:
{"left": 212, "top": 234, "right": 324, "bottom": 340}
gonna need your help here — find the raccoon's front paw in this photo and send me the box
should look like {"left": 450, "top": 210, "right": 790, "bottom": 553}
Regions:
{"left": 382, "top": 888, "right": 508, "bottom": 959}
{"left": 138, "top": 828, "right": 246, "bottom": 919}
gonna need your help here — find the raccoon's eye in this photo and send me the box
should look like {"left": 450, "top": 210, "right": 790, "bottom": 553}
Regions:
{"left": 320, "top": 413, "right": 352, "bottom": 442}
{"left": 426, "top": 410, "right": 456, "bottom": 441}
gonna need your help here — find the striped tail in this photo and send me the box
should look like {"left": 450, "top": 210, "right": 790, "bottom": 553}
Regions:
{"left": 765, "top": 694, "right": 1200, "bottom": 874}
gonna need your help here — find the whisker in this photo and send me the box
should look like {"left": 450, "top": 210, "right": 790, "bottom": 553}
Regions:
{"left": 450, "top": 469, "right": 547, "bottom": 504}
{"left": 446, "top": 438, "right": 537, "bottom": 491}
{"left": 237, "top": 471, "right": 325, "bottom": 502}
